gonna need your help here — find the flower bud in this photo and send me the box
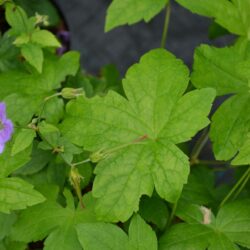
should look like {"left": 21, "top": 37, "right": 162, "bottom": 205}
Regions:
{"left": 61, "top": 88, "right": 84, "bottom": 99}
{"left": 69, "top": 167, "right": 83, "bottom": 187}
{"left": 90, "top": 149, "right": 107, "bottom": 163}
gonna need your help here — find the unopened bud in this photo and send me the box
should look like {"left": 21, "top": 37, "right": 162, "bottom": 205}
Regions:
{"left": 69, "top": 167, "right": 83, "bottom": 187}
{"left": 61, "top": 88, "right": 84, "bottom": 99}
{"left": 35, "top": 12, "right": 49, "bottom": 26}
{"left": 90, "top": 149, "right": 107, "bottom": 163}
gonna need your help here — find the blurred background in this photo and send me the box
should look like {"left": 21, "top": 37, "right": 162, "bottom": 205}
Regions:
{"left": 53, "top": 0, "right": 233, "bottom": 75}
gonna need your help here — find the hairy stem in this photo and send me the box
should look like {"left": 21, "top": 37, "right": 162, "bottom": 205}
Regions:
{"left": 160, "top": 2, "right": 171, "bottom": 48}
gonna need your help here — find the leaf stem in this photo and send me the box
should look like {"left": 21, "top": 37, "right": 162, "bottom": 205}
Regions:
{"left": 160, "top": 2, "right": 171, "bottom": 48}
{"left": 194, "top": 160, "right": 227, "bottom": 166}
{"left": 190, "top": 129, "right": 209, "bottom": 165}
{"left": 219, "top": 167, "right": 250, "bottom": 208}
{"left": 71, "top": 158, "right": 91, "bottom": 167}
{"left": 232, "top": 169, "right": 250, "bottom": 200}
{"left": 37, "top": 92, "right": 62, "bottom": 123}
{"left": 167, "top": 202, "right": 178, "bottom": 227}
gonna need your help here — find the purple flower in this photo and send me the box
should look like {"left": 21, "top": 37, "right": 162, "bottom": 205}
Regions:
{"left": 0, "top": 102, "right": 14, "bottom": 154}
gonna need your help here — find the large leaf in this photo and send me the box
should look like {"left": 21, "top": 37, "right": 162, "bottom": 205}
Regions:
{"left": 61, "top": 49, "right": 216, "bottom": 222}
{"left": 0, "top": 177, "right": 45, "bottom": 213}
{"left": 105, "top": 0, "right": 169, "bottom": 31}
{"left": 176, "top": 0, "right": 250, "bottom": 38}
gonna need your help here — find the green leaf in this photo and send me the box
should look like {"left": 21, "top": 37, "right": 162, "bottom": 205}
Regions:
{"left": 0, "top": 51, "right": 79, "bottom": 126}
{"left": 39, "top": 122, "right": 60, "bottom": 148}
{"left": 44, "top": 225, "right": 82, "bottom": 250}
{"left": 210, "top": 94, "right": 250, "bottom": 160}
{"left": 128, "top": 214, "right": 157, "bottom": 250}
{"left": 181, "top": 166, "right": 216, "bottom": 205}
{"left": 175, "top": 0, "right": 250, "bottom": 38}
{"left": 42, "top": 97, "right": 64, "bottom": 124}
{"left": 159, "top": 224, "right": 212, "bottom": 250}
{"left": 105, "top": 0, "right": 169, "bottom": 31}
{"left": 0, "top": 34, "right": 21, "bottom": 72}
{"left": 21, "top": 43, "right": 43, "bottom": 73}
{"left": 14, "top": 141, "right": 53, "bottom": 175}
{"left": 11, "top": 129, "right": 36, "bottom": 156}
{"left": 31, "top": 30, "right": 61, "bottom": 47}
{"left": 232, "top": 134, "right": 250, "bottom": 165}
{"left": 0, "top": 213, "right": 17, "bottom": 240}
{"left": 191, "top": 42, "right": 249, "bottom": 96}
{"left": 76, "top": 222, "right": 128, "bottom": 250}
{"left": 11, "top": 192, "right": 97, "bottom": 246}
{"left": 14, "top": 0, "right": 61, "bottom": 26}
{"left": 191, "top": 40, "right": 250, "bottom": 161}
{"left": 0, "top": 177, "right": 45, "bottom": 213}
{"left": 61, "top": 49, "right": 215, "bottom": 222}
{"left": 160, "top": 200, "right": 250, "bottom": 249}
{"left": 216, "top": 200, "right": 250, "bottom": 248}
{"left": 5, "top": 3, "right": 32, "bottom": 35}
{"left": 139, "top": 195, "right": 169, "bottom": 230}
{"left": 0, "top": 140, "right": 32, "bottom": 178}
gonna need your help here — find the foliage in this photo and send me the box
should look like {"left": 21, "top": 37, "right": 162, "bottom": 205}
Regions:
{"left": 0, "top": 0, "right": 250, "bottom": 249}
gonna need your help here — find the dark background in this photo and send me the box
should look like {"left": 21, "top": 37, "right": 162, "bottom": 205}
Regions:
{"left": 54, "top": 0, "right": 233, "bottom": 75}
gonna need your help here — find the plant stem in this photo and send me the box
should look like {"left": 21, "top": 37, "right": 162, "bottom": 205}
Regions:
{"left": 160, "top": 2, "right": 171, "bottom": 48}
{"left": 71, "top": 158, "right": 91, "bottom": 167}
{"left": 167, "top": 202, "right": 178, "bottom": 227}
{"left": 219, "top": 167, "right": 250, "bottom": 208}
{"left": 190, "top": 129, "right": 209, "bottom": 165}
{"left": 195, "top": 160, "right": 227, "bottom": 166}
{"left": 232, "top": 169, "right": 250, "bottom": 200}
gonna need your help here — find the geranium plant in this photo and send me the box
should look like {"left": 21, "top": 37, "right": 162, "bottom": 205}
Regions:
{"left": 0, "top": 0, "right": 249, "bottom": 249}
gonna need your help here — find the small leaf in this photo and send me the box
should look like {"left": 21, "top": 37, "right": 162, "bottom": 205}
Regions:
{"left": 159, "top": 224, "right": 212, "bottom": 250}
{"left": 105, "top": 0, "right": 169, "bottom": 31}
{"left": 210, "top": 94, "right": 250, "bottom": 160}
{"left": 5, "top": 3, "right": 31, "bottom": 35}
{"left": 0, "top": 177, "right": 45, "bottom": 214}
{"left": 11, "top": 129, "right": 36, "bottom": 156}
{"left": 128, "top": 214, "right": 157, "bottom": 250}
{"left": 139, "top": 195, "right": 169, "bottom": 230}
{"left": 0, "top": 141, "right": 32, "bottom": 178}
{"left": 44, "top": 225, "right": 82, "bottom": 250}
{"left": 21, "top": 43, "right": 44, "bottom": 73}
{"left": 76, "top": 222, "right": 128, "bottom": 250}
{"left": 232, "top": 134, "right": 250, "bottom": 165}
{"left": 31, "top": 30, "right": 61, "bottom": 48}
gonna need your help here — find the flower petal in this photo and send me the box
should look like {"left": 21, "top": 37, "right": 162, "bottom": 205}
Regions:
{"left": 0, "top": 102, "right": 6, "bottom": 121}
{"left": 0, "top": 119, "right": 14, "bottom": 143}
